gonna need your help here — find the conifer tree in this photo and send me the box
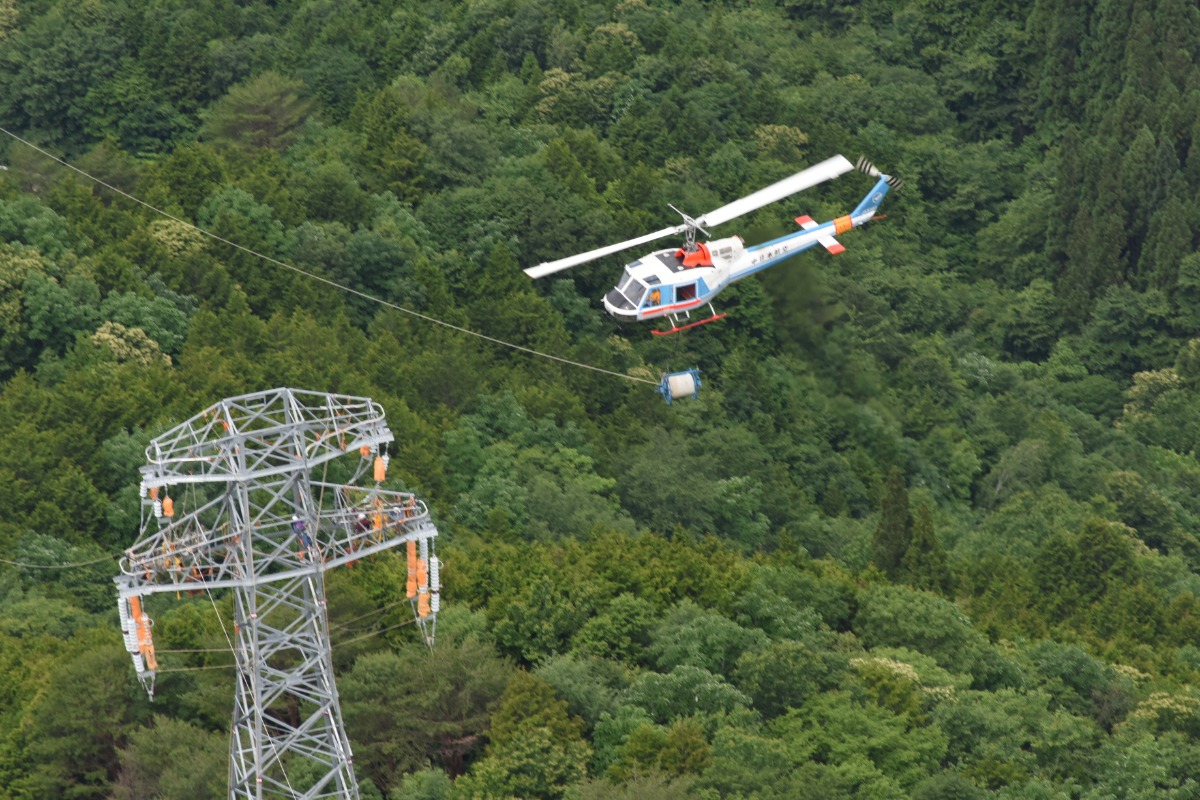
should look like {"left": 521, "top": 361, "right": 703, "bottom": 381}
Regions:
{"left": 902, "top": 503, "right": 954, "bottom": 596}
{"left": 871, "top": 467, "right": 912, "bottom": 579}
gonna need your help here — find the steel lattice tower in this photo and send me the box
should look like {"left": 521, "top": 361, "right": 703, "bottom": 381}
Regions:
{"left": 115, "top": 389, "right": 440, "bottom": 800}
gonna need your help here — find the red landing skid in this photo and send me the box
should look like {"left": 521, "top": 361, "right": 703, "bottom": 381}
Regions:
{"left": 651, "top": 311, "right": 728, "bottom": 336}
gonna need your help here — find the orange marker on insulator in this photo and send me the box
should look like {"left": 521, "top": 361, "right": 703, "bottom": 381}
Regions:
{"left": 359, "top": 445, "right": 371, "bottom": 458}
{"left": 149, "top": 486, "right": 159, "bottom": 500}
{"left": 418, "top": 591, "right": 430, "bottom": 618}
{"left": 416, "top": 558, "right": 428, "bottom": 589}
{"left": 130, "top": 596, "right": 157, "bottom": 671}
{"left": 373, "top": 456, "right": 386, "bottom": 483}
{"left": 406, "top": 540, "right": 417, "bottom": 598}
{"left": 129, "top": 595, "right": 144, "bottom": 632}
{"left": 162, "top": 497, "right": 174, "bottom": 517}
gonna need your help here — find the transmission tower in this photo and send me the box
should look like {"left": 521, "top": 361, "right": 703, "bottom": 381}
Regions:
{"left": 115, "top": 388, "right": 441, "bottom": 800}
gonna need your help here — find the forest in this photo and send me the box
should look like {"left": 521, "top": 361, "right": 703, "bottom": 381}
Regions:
{"left": 3, "top": 0, "right": 1200, "bottom": 797}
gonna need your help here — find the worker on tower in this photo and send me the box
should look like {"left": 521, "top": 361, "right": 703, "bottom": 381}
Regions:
{"left": 293, "top": 515, "right": 313, "bottom": 559}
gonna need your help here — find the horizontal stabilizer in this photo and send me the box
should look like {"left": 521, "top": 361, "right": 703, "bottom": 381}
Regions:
{"left": 795, "top": 216, "right": 844, "bottom": 254}
{"left": 820, "top": 237, "right": 845, "bottom": 254}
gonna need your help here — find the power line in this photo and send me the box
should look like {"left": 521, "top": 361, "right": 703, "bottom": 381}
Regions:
{"left": 331, "top": 617, "right": 418, "bottom": 648}
{"left": 0, "top": 554, "right": 117, "bottom": 569}
{"left": 326, "top": 596, "right": 416, "bottom": 633}
{"left": 0, "top": 126, "right": 657, "bottom": 386}
{"left": 154, "top": 614, "right": 420, "bottom": 672}
{"left": 157, "top": 663, "right": 235, "bottom": 674}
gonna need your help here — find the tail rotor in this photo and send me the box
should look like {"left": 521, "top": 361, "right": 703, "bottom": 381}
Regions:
{"left": 856, "top": 156, "right": 904, "bottom": 191}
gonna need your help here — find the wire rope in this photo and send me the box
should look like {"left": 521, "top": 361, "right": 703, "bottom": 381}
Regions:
{"left": 0, "top": 126, "right": 658, "bottom": 385}
{"left": 0, "top": 122, "right": 665, "bottom": 574}
{"left": 0, "top": 554, "right": 117, "bottom": 569}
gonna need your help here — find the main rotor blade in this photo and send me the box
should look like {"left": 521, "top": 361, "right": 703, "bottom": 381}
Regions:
{"left": 697, "top": 154, "right": 855, "bottom": 229}
{"left": 524, "top": 224, "right": 686, "bottom": 279}
{"left": 524, "top": 155, "right": 855, "bottom": 279}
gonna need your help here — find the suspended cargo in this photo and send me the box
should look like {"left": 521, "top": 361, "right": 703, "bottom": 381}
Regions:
{"left": 658, "top": 368, "right": 702, "bottom": 404}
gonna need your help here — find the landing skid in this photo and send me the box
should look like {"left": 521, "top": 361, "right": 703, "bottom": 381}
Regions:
{"left": 651, "top": 309, "right": 728, "bottom": 336}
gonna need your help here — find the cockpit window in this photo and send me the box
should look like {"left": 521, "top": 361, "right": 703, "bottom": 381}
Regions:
{"left": 606, "top": 271, "right": 650, "bottom": 312}
{"left": 615, "top": 270, "right": 647, "bottom": 306}
{"left": 625, "top": 279, "right": 646, "bottom": 306}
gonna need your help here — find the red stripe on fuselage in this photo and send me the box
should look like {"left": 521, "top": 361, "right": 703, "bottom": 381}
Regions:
{"left": 641, "top": 298, "right": 704, "bottom": 318}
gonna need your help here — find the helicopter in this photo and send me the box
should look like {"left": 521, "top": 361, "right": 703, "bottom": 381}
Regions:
{"left": 524, "top": 155, "right": 902, "bottom": 335}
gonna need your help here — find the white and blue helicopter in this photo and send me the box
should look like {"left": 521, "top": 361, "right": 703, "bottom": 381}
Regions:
{"left": 524, "top": 155, "right": 901, "bottom": 335}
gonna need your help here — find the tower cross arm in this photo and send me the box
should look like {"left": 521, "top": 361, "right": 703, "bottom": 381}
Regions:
{"left": 139, "top": 388, "right": 393, "bottom": 489}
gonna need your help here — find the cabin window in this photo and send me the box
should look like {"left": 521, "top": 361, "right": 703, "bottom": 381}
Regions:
{"left": 625, "top": 279, "right": 647, "bottom": 306}
{"left": 677, "top": 283, "right": 696, "bottom": 302}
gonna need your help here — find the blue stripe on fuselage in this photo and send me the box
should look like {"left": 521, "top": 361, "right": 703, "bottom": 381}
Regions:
{"left": 746, "top": 227, "right": 815, "bottom": 253}
{"left": 734, "top": 228, "right": 824, "bottom": 281}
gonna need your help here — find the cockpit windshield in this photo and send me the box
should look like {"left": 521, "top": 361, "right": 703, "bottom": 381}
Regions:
{"left": 617, "top": 272, "right": 647, "bottom": 305}
{"left": 606, "top": 271, "right": 649, "bottom": 312}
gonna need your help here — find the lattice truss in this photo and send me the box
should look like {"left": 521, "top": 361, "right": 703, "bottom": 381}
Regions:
{"left": 114, "top": 388, "right": 440, "bottom": 800}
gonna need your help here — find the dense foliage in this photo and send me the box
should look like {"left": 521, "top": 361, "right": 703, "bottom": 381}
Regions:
{"left": 3, "top": 0, "right": 1200, "bottom": 797}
